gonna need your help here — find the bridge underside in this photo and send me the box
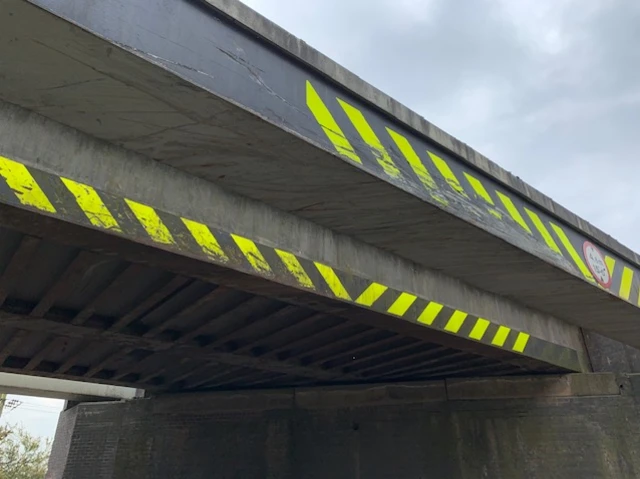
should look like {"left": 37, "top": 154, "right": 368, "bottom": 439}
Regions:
{"left": 2, "top": 1, "right": 637, "bottom": 477}
{"left": 0, "top": 0, "right": 604, "bottom": 392}
{"left": 0, "top": 205, "right": 565, "bottom": 393}
{"left": 1, "top": 0, "right": 639, "bottom": 355}
{"left": 0, "top": 83, "right": 586, "bottom": 392}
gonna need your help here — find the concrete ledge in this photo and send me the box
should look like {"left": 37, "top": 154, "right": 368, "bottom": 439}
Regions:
{"left": 151, "top": 389, "right": 295, "bottom": 414}
{"left": 0, "top": 372, "right": 141, "bottom": 402}
{"left": 446, "top": 373, "right": 621, "bottom": 400}
{"left": 149, "top": 373, "right": 625, "bottom": 413}
{"left": 199, "top": 0, "right": 640, "bottom": 269}
{"left": 294, "top": 382, "right": 447, "bottom": 409}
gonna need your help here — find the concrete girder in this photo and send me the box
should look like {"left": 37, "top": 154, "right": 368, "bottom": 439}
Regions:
{"left": 0, "top": 99, "right": 586, "bottom": 379}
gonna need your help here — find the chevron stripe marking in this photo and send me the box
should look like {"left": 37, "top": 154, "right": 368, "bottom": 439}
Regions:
{"left": 427, "top": 151, "right": 468, "bottom": 197}
{"left": 355, "top": 282, "right": 388, "bottom": 307}
{"left": 125, "top": 199, "right": 175, "bottom": 245}
{"left": 61, "top": 177, "right": 121, "bottom": 232}
{"left": 464, "top": 173, "right": 501, "bottom": 218}
{"left": 444, "top": 310, "right": 467, "bottom": 333}
{"left": 496, "top": 192, "right": 532, "bottom": 234}
{"left": 231, "top": 234, "right": 272, "bottom": 273}
{"left": 469, "top": 318, "right": 490, "bottom": 340}
{"left": 549, "top": 223, "right": 595, "bottom": 283}
{"left": 305, "top": 81, "right": 362, "bottom": 164}
{"left": 605, "top": 256, "right": 616, "bottom": 280}
{"left": 314, "top": 262, "right": 351, "bottom": 300}
{"left": 387, "top": 292, "right": 417, "bottom": 316}
{"left": 275, "top": 249, "right": 314, "bottom": 289}
{"left": 182, "top": 218, "right": 228, "bottom": 261}
{"left": 512, "top": 332, "right": 530, "bottom": 353}
{"left": 417, "top": 302, "right": 444, "bottom": 326}
{"left": 620, "top": 266, "right": 634, "bottom": 301}
{"left": 491, "top": 326, "right": 511, "bottom": 347}
{"left": 338, "top": 99, "right": 402, "bottom": 179}
{"left": 525, "top": 208, "right": 561, "bottom": 254}
{"left": 0, "top": 156, "right": 56, "bottom": 213}
{"left": 387, "top": 128, "right": 447, "bottom": 205}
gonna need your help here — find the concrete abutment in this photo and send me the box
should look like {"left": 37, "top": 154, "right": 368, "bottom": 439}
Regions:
{"left": 48, "top": 373, "right": 640, "bottom": 479}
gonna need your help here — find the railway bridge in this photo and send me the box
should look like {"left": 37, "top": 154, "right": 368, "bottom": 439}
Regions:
{"left": 1, "top": 1, "right": 640, "bottom": 477}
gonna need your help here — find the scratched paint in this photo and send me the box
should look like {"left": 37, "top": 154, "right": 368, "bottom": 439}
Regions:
{"left": 305, "top": 83, "right": 640, "bottom": 308}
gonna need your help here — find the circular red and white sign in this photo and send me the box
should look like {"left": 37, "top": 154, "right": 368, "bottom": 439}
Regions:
{"left": 583, "top": 241, "right": 611, "bottom": 288}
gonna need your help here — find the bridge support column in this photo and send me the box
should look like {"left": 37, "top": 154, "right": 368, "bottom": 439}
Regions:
{"left": 47, "top": 374, "right": 640, "bottom": 479}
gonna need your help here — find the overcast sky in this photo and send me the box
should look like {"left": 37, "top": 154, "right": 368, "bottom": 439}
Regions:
{"left": 244, "top": 0, "right": 640, "bottom": 252}
{"left": 1, "top": 395, "right": 62, "bottom": 439}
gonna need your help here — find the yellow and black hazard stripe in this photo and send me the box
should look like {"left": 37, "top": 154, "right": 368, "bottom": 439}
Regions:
{"left": 305, "top": 80, "right": 640, "bottom": 309}
{"left": 0, "top": 154, "right": 583, "bottom": 372}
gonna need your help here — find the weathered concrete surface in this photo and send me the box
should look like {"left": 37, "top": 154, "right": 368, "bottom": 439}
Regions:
{"left": 199, "top": 0, "right": 640, "bottom": 270}
{"left": 48, "top": 373, "right": 640, "bottom": 479}
{"left": 0, "top": 99, "right": 586, "bottom": 371}
{"left": 583, "top": 331, "right": 640, "bottom": 374}
{"left": 2, "top": 0, "right": 640, "bottom": 351}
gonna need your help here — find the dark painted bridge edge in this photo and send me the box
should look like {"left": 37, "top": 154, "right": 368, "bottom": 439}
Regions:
{"left": 198, "top": 0, "right": 640, "bottom": 270}
{"left": 22, "top": 0, "right": 640, "bottom": 310}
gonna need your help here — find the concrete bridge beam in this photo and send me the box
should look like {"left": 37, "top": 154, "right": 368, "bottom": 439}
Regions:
{"left": 0, "top": 99, "right": 587, "bottom": 374}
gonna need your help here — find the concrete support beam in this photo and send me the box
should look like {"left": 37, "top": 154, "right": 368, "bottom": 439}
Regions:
{"left": 47, "top": 373, "right": 640, "bottom": 478}
{"left": 0, "top": 99, "right": 586, "bottom": 372}
{"left": 0, "top": 372, "right": 140, "bottom": 401}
